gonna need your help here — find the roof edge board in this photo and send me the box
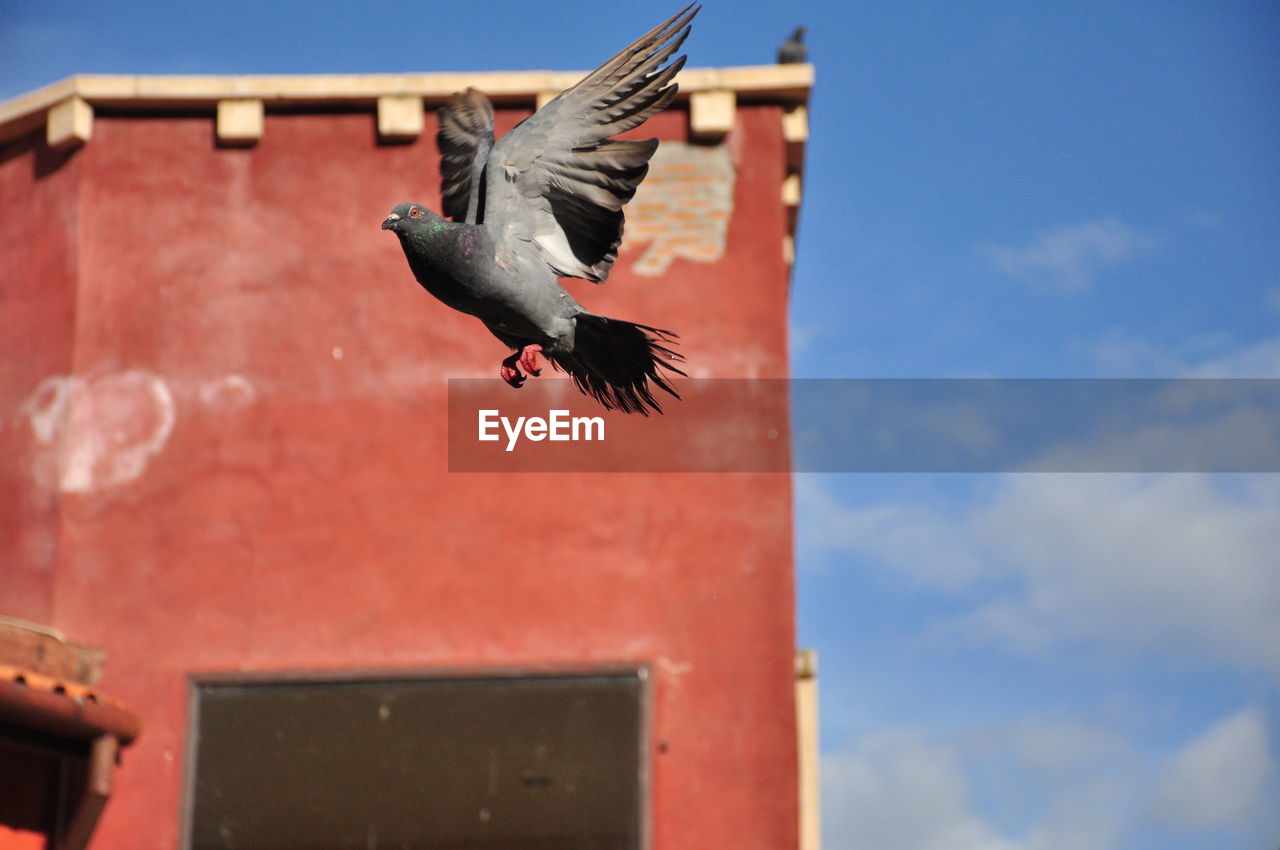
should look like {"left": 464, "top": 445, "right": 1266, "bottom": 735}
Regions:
{"left": 0, "top": 64, "right": 813, "bottom": 143}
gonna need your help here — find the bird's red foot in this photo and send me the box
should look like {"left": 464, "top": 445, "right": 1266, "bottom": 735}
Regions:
{"left": 518, "top": 343, "right": 543, "bottom": 377}
{"left": 500, "top": 352, "right": 525, "bottom": 388}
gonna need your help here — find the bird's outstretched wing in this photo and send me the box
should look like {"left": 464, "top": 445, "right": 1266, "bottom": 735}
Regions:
{"left": 437, "top": 88, "right": 496, "bottom": 224}
{"left": 482, "top": 4, "right": 697, "bottom": 283}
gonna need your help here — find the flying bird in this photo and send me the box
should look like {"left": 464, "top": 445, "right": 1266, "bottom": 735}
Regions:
{"left": 383, "top": 5, "right": 698, "bottom": 415}
{"left": 777, "top": 26, "right": 807, "bottom": 64}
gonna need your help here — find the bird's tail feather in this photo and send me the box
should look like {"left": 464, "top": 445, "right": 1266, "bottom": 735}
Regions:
{"left": 549, "top": 313, "right": 685, "bottom": 415}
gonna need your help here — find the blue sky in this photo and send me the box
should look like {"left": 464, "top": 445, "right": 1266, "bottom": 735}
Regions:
{"left": 4, "top": 2, "right": 1278, "bottom": 848}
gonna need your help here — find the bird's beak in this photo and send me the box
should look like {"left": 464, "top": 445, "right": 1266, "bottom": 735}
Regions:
{"left": 381, "top": 213, "right": 400, "bottom": 230}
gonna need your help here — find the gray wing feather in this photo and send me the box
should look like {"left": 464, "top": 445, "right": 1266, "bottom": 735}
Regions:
{"left": 483, "top": 4, "right": 698, "bottom": 283}
{"left": 437, "top": 88, "right": 496, "bottom": 224}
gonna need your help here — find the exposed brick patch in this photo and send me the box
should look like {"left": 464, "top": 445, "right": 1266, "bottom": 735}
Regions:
{"left": 624, "top": 141, "right": 736, "bottom": 276}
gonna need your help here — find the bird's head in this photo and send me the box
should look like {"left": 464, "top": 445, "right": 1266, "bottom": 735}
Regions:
{"left": 381, "top": 203, "right": 444, "bottom": 234}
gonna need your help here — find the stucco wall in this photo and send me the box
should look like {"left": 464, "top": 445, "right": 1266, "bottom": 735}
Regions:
{"left": 0, "top": 102, "right": 796, "bottom": 850}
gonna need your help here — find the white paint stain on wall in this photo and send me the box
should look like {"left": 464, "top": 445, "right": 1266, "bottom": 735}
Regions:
{"left": 23, "top": 371, "right": 175, "bottom": 493}
{"left": 198, "top": 374, "right": 256, "bottom": 409}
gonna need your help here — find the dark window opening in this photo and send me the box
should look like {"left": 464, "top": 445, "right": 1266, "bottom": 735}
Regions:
{"left": 185, "top": 671, "right": 645, "bottom": 850}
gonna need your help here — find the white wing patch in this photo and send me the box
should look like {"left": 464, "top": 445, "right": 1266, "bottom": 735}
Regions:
{"left": 534, "top": 230, "right": 587, "bottom": 278}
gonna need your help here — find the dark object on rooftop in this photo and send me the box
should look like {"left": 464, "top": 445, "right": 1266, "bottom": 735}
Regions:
{"left": 778, "top": 26, "right": 807, "bottom": 63}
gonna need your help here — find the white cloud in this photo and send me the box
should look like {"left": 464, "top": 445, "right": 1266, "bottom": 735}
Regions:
{"left": 824, "top": 729, "right": 1021, "bottom": 850}
{"left": 819, "top": 706, "right": 1279, "bottom": 850}
{"left": 981, "top": 218, "right": 1158, "bottom": 293}
{"left": 789, "top": 319, "right": 820, "bottom": 360}
{"left": 1150, "top": 706, "right": 1275, "bottom": 827}
{"left": 1003, "top": 717, "right": 1130, "bottom": 778}
{"left": 797, "top": 477, "right": 991, "bottom": 591}
{"left": 1022, "top": 776, "right": 1134, "bottom": 850}
{"left": 823, "top": 720, "right": 1144, "bottom": 850}
{"left": 1085, "top": 328, "right": 1280, "bottom": 378}
{"left": 969, "top": 475, "right": 1280, "bottom": 674}
{"left": 802, "top": 474, "right": 1280, "bottom": 678}
{"left": 1083, "top": 329, "right": 1236, "bottom": 377}
{"left": 1189, "top": 336, "right": 1280, "bottom": 378}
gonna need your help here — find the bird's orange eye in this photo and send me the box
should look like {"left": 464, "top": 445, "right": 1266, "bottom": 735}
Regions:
{"left": 409, "top": 207, "right": 420, "bottom": 217}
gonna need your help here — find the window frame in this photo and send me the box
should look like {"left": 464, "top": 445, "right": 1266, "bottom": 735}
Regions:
{"left": 178, "top": 664, "right": 652, "bottom": 850}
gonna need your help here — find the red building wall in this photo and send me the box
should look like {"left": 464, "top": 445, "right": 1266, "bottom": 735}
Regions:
{"left": 1, "top": 100, "right": 796, "bottom": 849}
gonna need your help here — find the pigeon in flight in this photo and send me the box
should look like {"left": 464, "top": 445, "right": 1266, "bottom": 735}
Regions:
{"left": 383, "top": 5, "right": 697, "bottom": 415}
{"left": 777, "top": 26, "right": 807, "bottom": 64}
